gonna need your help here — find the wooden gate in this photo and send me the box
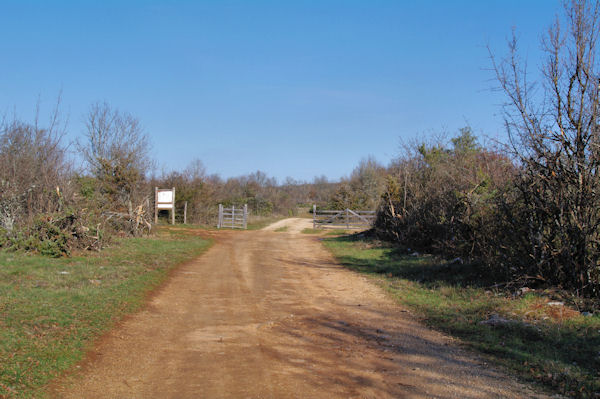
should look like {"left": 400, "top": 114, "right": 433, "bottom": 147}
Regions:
{"left": 312, "top": 205, "right": 375, "bottom": 229}
{"left": 217, "top": 204, "right": 248, "bottom": 229}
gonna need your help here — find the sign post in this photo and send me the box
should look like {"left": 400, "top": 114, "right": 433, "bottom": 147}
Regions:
{"left": 155, "top": 187, "right": 176, "bottom": 224}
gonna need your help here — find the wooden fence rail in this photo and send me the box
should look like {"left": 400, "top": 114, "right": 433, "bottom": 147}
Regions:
{"left": 312, "top": 205, "right": 375, "bottom": 230}
{"left": 217, "top": 204, "right": 248, "bottom": 229}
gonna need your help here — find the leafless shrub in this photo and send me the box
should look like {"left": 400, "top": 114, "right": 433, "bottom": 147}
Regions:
{"left": 328, "top": 157, "right": 386, "bottom": 210}
{"left": 0, "top": 103, "right": 70, "bottom": 230}
{"left": 375, "top": 128, "right": 517, "bottom": 264}
{"left": 77, "top": 102, "right": 153, "bottom": 235}
{"left": 490, "top": 0, "right": 600, "bottom": 296}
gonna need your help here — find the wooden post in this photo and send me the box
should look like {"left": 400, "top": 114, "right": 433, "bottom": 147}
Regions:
{"left": 154, "top": 187, "right": 158, "bottom": 224}
{"left": 184, "top": 201, "right": 188, "bottom": 225}
{"left": 171, "top": 187, "right": 176, "bottom": 225}
{"left": 146, "top": 197, "right": 151, "bottom": 232}
{"left": 217, "top": 204, "right": 223, "bottom": 228}
{"left": 243, "top": 204, "right": 248, "bottom": 229}
{"left": 346, "top": 208, "right": 349, "bottom": 229}
{"left": 313, "top": 204, "right": 316, "bottom": 229}
{"left": 231, "top": 205, "right": 235, "bottom": 229}
{"left": 403, "top": 169, "right": 408, "bottom": 214}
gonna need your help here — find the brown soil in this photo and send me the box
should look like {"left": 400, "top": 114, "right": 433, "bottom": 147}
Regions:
{"left": 51, "top": 219, "right": 549, "bottom": 398}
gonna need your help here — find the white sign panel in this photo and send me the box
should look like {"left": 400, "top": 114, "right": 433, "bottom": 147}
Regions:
{"left": 157, "top": 189, "right": 174, "bottom": 209}
{"left": 157, "top": 191, "right": 173, "bottom": 203}
{"left": 155, "top": 187, "right": 176, "bottom": 225}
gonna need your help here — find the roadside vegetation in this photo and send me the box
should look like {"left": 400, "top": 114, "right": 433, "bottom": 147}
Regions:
{"left": 324, "top": 235, "right": 600, "bottom": 398}
{"left": 0, "top": 103, "right": 344, "bottom": 256}
{"left": 321, "top": 8, "right": 600, "bottom": 397}
{"left": 1, "top": 0, "right": 599, "bottom": 396}
{"left": 375, "top": 0, "right": 600, "bottom": 302}
{"left": 301, "top": 228, "right": 349, "bottom": 236}
{"left": 0, "top": 227, "right": 211, "bottom": 398}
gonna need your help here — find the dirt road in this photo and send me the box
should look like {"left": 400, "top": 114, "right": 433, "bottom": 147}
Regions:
{"left": 261, "top": 217, "right": 313, "bottom": 233}
{"left": 53, "top": 219, "right": 547, "bottom": 398}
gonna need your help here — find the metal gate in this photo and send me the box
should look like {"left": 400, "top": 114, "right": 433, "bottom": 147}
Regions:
{"left": 217, "top": 204, "right": 248, "bottom": 229}
{"left": 312, "top": 205, "right": 375, "bottom": 229}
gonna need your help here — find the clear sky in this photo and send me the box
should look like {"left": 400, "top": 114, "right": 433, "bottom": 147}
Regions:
{"left": 0, "top": 0, "right": 559, "bottom": 182}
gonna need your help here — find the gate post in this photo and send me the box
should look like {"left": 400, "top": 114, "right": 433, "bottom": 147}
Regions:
{"left": 154, "top": 187, "right": 158, "bottom": 224}
{"left": 313, "top": 204, "right": 316, "bottom": 229}
{"left": 231, "top": 205, "right": 235, "bottom": 228}
{"left": 243, "top": 204, "right": 248, "bottom": 229}
{"left": 171, "top": 187, "right": 176, "bottom": 225}
{"left": 217, "top": 204, "right": 223, "bottom": 228}
{"left": 346, "top": 208, "right": 349, "bottom": 229}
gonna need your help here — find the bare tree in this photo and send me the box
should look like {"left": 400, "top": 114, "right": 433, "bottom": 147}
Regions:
{"left": 78, "top": 102, "right": 153, "bottom": 210}
{"left": 0, "top": 102, "right": 70, "bottom": 230}
{"left": 349, "top": 156, "right": 386, "bottom": 210}
{"left": 490, "top": 0, "right": 600, "bottom": 295}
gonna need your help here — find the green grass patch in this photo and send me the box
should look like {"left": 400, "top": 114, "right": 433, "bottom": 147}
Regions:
{"left": 0, "top": 227, "right": 212, "bottom": 398}
{"left": 301, "top": 228, "right": 321, "bottom": 234}
{"left": 301, "top": 228, "right": 352, "bottom": 236}
{"left": 274, "top": 226, "right": 289, "bottom": 232}
{"left": 246, "top": 215, "right": 286, "bottom": 230}
{"left": 159, "top": 223, "right": 219, "bottom": 233}
{"left": 323, "top": 235, "right": 600, "bottom": 398}
{"left": 324, "top": 229, "right": 349, "bottom": 236}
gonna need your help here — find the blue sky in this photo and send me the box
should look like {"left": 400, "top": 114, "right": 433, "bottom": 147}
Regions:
{"left": 0, "top": 1, "right": 559, "bottom": 182}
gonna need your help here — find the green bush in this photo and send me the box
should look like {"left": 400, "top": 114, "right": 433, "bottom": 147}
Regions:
{"left": 31, "top": 217, "right": 71, "bottom": 257}
{"left": 0, "top": 208, "right": 107, "bottom": 257}
{"left": 375, "top": 128, "right": 517, "bottom": 272}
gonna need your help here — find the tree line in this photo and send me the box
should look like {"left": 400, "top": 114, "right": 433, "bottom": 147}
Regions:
{"left": 376, "top": 0, "right": 600, "bottom": 299}
{"left": 0, "top": 100, "right": 380, "bottom": 255}
{"left": 1, "top": 0, "right": 598, "bottom": 299}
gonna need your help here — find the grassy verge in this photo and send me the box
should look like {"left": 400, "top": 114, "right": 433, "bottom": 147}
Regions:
{"left": 301, "top": 228, "right": 320, "bottom": 234}
{"left": 246, "top": 215, "right": 286, "bottom": 230}
{"left": 323, "top": 235, "right": 600, "bottom": 398}
{"left": 301, "top": 228, "right": 350, "bottom": 236}
{"left": 0, "top": 227, "right": 212, "bottom": 398}
{"left": 274, "top": 226, "right": 289, "bottom": 232}
{"left": 159, "top": 223, "right": 218, "bottom": 231}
